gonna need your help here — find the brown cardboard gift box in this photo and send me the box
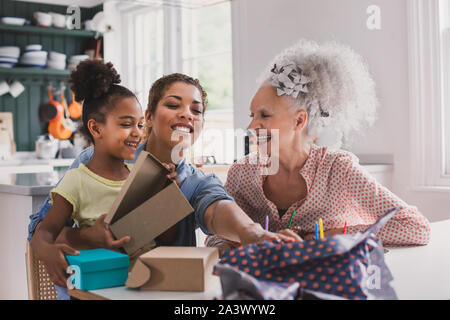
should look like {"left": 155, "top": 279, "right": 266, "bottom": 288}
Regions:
{"left": 126, "top": 246, "right": 219, "bottom": 291}
{"left": 105, "top": 151, "right": 194, "bottom": 255}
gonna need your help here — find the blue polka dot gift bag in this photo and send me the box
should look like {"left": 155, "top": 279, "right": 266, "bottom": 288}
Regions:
{"left": 214, "top": 209, "right": 398, "bottom": 300}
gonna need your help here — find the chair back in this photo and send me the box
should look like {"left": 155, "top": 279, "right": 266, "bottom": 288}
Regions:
{"left": 25, "top": 240, "right": 57, "bottom": 300}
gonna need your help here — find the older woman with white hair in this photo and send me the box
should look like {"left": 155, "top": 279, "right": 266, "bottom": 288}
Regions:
{"left": 207, "top": 39, "right": 430, "bottom": 253}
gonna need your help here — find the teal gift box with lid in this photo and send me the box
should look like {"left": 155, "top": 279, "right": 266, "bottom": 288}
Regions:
{"left": 65, "top": 248, "right": 129, "bottom": 290}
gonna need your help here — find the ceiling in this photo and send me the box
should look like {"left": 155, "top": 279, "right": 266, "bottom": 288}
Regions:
{"left": 15, "top": 0, "right": 229, "bottom": 9}
{"left": 15, "top": 0, "right": 104, "bottom": 8}
{"left": 124, "top": 0, "right": 229, "bottom": 9}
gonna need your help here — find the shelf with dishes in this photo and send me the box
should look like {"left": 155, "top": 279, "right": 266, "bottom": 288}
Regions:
{"left": 0, "top": 11, "right": 104, "bottom": 75}
{"left": 0, "top": 45, "right": 92, "bottom": 78}
{"left": 0, "top": 24, "right": 102, "bottom": 38}
{"left": 0, "top": 11, "right": 104, "bottom": 38}
{"left": 0, "top": 67, "right": 70, "bottom": 78}
{"left": 0, "top": 3, "right": 105, "bottom": 152}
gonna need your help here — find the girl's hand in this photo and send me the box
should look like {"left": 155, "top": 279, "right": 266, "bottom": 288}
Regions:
{"left": 162, "top": 163, "right": 181, "bottom": 187}
{"left": 39, "top": 242, "right": 79, "bottom": 288}
{"left": 85, "top": 214, "right": 131, "bottom": 251}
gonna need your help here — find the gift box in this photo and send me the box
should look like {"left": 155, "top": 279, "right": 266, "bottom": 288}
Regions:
{"left": 214, "top": 209, "right": 399, "bottom": 300}
{"left": 65, "top": 248, "right": 129, "bottom": 291}
{"left": 126, "top": 246, "right": 219, "bottom": 291}
{"left": 105, "top": 151, "right": 194, "bottom": 255}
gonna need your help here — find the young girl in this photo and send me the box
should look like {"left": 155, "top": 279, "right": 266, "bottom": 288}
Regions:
{"left": 30, "top": 59, "right": 153, "bottom": 298}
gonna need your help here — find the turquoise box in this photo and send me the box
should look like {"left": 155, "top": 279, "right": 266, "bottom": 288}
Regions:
{"left": 65, "top": 248, "right": 129, "bottom": 291}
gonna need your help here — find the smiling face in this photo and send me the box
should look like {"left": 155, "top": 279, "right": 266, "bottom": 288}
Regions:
{"left": 248, "top": 84, "right": 308, "bottom": 155}
{"left": 146, "top": 81, "right": 205, "bottom": 151}
{"left": 89, "top": 96, "right": 144, "bottom": 161}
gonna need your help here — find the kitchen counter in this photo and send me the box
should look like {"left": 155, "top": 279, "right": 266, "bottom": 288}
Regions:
{"left": 0, "top": 171, "right": 62, "bottom": 299}
{"left": 0, "top": 152, "right": 75, "bottom": 174}
{"left": 0, "top": 172, "right": 60, "bottom": 196}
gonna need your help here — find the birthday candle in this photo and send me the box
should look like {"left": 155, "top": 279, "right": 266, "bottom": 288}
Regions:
{"left": 315, "top": 222, "right": 319, "bottom": 240}
{"left": 287, "top": 210, "right": 296, "bottom": 229}
{"left": 319, "top": 218, "right": 324, "bottom": 239}
{"left": 265, "top": 215, "right": 269, "bottom": 231}
{"left": 343, "top": 221, "right": 347, "bottom": 234}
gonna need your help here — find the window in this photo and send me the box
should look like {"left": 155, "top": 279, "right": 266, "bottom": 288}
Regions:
{"left": 408, "top": 0, "right": 450, "bottom": 188}
{"left": 123, "top": 7, "right": 164, "bottom": 108}
{"left": 183, "top": 3, "right": 234, "bottom": 164}
{"left": 440, "top": 0, "right": 450, "bottom": 178}
{"left": 122, "top": 1, "right": 234, "bottom": 164}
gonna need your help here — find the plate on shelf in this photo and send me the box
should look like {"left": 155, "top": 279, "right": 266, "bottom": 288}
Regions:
{"left": 19, "top": 64, "right": 46, "bottom": 68}
{"left": 0, "top": 57, "right": 18, "bottom": 63}
{"left": 0, "top": 63, "right": 15, "bottom": 68}
{"left": 25, "top": 44, "right": 43, "bottom": 52}
{"left": 0, "top": 17, "right": 27, "bottom": 26}
{"left": 20, "top": 53, "right": 47, "bottom": 67}
{"left": 0, "top": 46, "right": 20, "bottom": 59}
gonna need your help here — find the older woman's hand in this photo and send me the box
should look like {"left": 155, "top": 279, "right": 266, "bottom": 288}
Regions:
{"left": 302, "top": 227, "right": 346, "bottom": 240}
{"left": 276, "top": 229, "right": 303, "bottom": 242}
{"left": 237, "top": 223, "right": 302, "bottom": 246}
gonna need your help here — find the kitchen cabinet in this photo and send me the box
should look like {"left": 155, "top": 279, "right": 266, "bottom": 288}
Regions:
{"left": 0, "top": 0, "right": 103, "bottom": 151}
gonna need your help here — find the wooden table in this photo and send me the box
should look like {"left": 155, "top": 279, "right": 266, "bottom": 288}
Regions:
{"left": 69, "top": 220, "right": 450, "bottom": 300}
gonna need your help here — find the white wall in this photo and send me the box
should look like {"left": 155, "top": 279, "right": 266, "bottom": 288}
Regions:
{"left": 231, "top": 0, "right": 450, "bottom": 222}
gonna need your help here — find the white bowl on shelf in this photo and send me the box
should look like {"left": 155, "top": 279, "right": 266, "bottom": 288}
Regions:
{"left": 0, "top": 17, "right": 26, "bottom": 26}
{"left": 0, "top": 46, "right": 20, "bottom": 58}
{"left": 20, "top": 63, "right": 46, "bottom": 68}
{"left": 48, "top": 51, "right": 66, "bottom": 62}
{"left": 0, "top": 57, "right": 18, "bottom": 63}
{"left": 20, "top": 56, "right": 46, "bottom": 63}
{"left": 49, "top": 12, "right": 66, "bottom": 29}
{"left": 69, "top": 54, "right": 89, "bottom": 62}
{"left": 33, "top": 12, "right": 52, "bottom": 28}
{"left": 68, "top": 55, "right": 89, "bottom": 70}
{"left": 47, "top": 59, "right": 66, "bottom": 70}
{"left": 0, "top": 58, "right": 18, "bottom": 67}
{"left": 22, "top": 50, "right": 48, "bottom": 59}
{"left": 83, "top": 20, "right": 94, "bottom": 31}
{"left": 25, "top": 44, "right": 43, "bottom": 52}
{"left": 20, "top": 54, "right": 47, "bottom": 67}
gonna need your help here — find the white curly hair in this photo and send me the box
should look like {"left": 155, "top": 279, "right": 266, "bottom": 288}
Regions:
{"left": 259, "top": 39, "right": 378, "bottom": 149}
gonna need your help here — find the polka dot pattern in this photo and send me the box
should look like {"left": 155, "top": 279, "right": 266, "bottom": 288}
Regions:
{"left": 218, "top": 145, "right": 431, "bottom": 247}
{"left": 216, "top": 232, "right": 397, "bottom": 300}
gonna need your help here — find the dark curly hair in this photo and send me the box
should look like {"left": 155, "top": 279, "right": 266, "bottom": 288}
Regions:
{"left": 145, "top": 73, "right": 208, "bottom": 138}
{"left": 69, "top": 59, "right": 138, "bottom": 143}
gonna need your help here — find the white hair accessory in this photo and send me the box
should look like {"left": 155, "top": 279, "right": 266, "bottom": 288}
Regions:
{"left": 270, "top": 61, "right": 311, "bottom": 99}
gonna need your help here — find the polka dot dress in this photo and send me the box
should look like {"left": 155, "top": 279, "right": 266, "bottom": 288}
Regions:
{"left": 208, "top": 145, "right": 431, "bottom": 248}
